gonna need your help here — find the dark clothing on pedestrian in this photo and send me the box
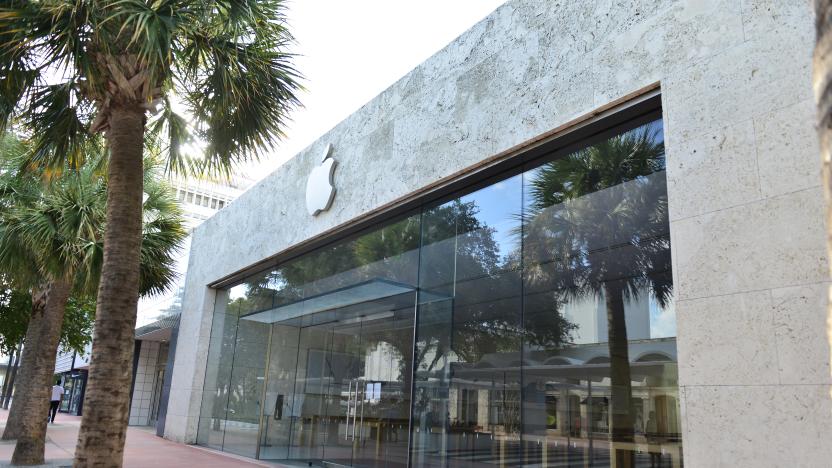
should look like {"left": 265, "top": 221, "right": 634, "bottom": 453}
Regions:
{"left": 49, "top": 400, "right": 60, "bottom": 423}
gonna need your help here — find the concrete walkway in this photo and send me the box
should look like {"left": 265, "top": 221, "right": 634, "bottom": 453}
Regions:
{"left": 0, "top": 409, "right": 285, "bottom": 467}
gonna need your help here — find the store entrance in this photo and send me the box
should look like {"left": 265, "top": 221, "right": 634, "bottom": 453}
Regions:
{"left": 255, "top": 286, "right": 415, "bottom": 467}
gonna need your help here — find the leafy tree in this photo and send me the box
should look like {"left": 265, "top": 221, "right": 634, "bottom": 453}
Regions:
{"left": 0, "top": 282, "right": 94, "bottom": 410}
{"left": 0, "top": 280, "right": 30, "bottom": 356}
{"left": 0, "top": 2, "right": 301, "bottom": 465}
{"left": 0, "top": 134, "right": 186, "bottom": 464}
{"left": 58, "top": 295, "right": 96, "bottom": 355}
{"left": 522, "top": 122, "right": 671, "bottom": 467}
{"left": 0, "top": 282, "right": 28, "bottom": 407}
{"left": 0, "top": 280, "right": 95, "bottom": 357}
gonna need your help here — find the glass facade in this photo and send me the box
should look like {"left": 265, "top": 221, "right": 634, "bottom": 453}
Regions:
{"left": 198, "top": 116, "right": 682, "bottom": 467}
{"left": 59, "top": 371, "right": 87, "bottom": 415}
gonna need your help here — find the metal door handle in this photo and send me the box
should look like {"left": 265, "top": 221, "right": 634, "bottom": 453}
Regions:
{"left": 345, "top": 381, "right": 353, "bottom": 440}
{"left": 352, "top": 379, "right": 359, "bottom": 442}
{"left": 274, "top": 394, "right": 283, "bottom": 421}
{"left": 358, "top": 379, "right": 365, "bottom": 442}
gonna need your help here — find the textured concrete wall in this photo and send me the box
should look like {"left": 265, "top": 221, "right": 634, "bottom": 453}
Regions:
{"left": 165, "top": 1, "right": 831, "bottom": 465}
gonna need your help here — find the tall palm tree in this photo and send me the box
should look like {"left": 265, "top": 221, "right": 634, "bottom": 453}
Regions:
{"left": 523, "top": 123, "right": 672, "bottom": 468}
{"left": 0, "top": 135, "right": 187, "bottom": 465}
{"left": 0, "top": 2, "right": 301, "bottom": 465}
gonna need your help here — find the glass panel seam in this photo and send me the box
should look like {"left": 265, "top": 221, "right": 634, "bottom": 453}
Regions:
{"left": 254, "top": 324, "right": 274, "bottom": 459}
{"left": 405, "top": 210, "right": 424, "bottom": 468}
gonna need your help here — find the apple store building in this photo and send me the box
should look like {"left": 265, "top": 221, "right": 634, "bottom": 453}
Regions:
{"left": 161, "top": 2, "right": 830, "bottom": 468}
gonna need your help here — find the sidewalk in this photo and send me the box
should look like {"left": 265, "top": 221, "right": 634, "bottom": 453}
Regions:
{"left": 0, "top": 409, "right": 285, "bottom": 467}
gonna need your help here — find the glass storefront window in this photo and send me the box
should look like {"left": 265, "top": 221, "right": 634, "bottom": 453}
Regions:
{"left": 199, "top": 214, "right": 423, "bottom": 465}
{"left": 411, "top": 173, "right": 523, "bottom": 467}
{"left": 520, "top": 120, "right": 679, "bottom": 466}
{"left": 197, "top": 114, "right": 681, "bottom": 467}
{"left": 197, "top": 289, "right": 238, "bottom": 450}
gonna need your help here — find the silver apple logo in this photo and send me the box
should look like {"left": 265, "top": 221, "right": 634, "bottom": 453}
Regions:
{"left": 306, "top": 144, "right": 337, "bottom": 216}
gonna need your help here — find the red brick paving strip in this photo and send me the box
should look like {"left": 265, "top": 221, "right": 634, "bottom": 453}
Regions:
{"left": 0, "top": 409, "right": 290, "bottom": 467}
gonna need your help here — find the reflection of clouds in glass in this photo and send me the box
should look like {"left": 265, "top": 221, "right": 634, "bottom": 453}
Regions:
{"left": 228, "top": 285, "right": 247, "bottom": 301}
{"left": 493, "top": 181, "right": 506, "bottom": 191}
{"left": 649, "top": 293, "right": 676, "bottom": 338}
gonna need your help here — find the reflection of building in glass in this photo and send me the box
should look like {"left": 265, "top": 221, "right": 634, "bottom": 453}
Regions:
{"left": 562, "top": 288, "right": 654, "bottom": 343}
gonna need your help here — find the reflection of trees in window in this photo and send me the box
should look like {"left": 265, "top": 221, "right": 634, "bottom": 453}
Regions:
{"left": 225, "top": 215, "right": 424, "bottom": 315}
{"left": 285, "top": 215, "right": 422, "bottom": 293}
{"left": 418, "top": 199, "right": 576, "bottom": 367}
{"left": 415, "top": 199, "right": 504, "bottom": 373}
{"left": 490, "top": 388, "right": 521, "bottom": 435}
{"left": 226, "top": 366, "right": 261, "bottom": 421}
{"left": 523, "top": 122, "right": 672, "bottom": 467}
{"left": 415, "top": 197, "right": 578, "bottom": 440}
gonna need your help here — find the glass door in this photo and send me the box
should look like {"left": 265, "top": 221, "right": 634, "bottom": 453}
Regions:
{"left": 259, "top": 323, "right": 303, "bottom": 460}
{"left": 319, "top": 317, "right": 364, "bottom": 466}
{"left": 148, "top": 366, "right": 165, "bottom": 426}
{"left": 350, "top": 310, "right": 412, "bottom": 468}
{"left": 60, "top": 379, "right": 74, "bottom": 412}
{"left": 258, "top": 291, "right": 415, "bottom": 467}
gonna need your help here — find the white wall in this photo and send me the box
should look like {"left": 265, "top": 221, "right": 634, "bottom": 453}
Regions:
{"left": 128, "top": 341, "right": 161, "bottom": 426}
{"left": 167, "top": 1, "right": 831, "bottom": 466}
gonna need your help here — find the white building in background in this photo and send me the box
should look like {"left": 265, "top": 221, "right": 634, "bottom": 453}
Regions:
{"left": 136, "top": 173, "right": 253, "bottom": 326}
{"left": 54, "top": 172, "right": 252, "bottom": 425}
{"left": 168, "top": 174, "right": 253, "bottom": 228}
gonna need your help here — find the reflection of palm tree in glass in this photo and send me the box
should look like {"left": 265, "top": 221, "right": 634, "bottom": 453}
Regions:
{"left": 523, "top": 124, "right": 672, "bottom": 467}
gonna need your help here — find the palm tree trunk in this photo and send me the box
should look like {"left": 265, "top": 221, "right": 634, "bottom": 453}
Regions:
{"left": 814, "top": 1, "right": 832, "bottom": 406}
{"left": 73, "top": 106, "right": 145, "bottom": 468}
{"left": 1, "top": 287, "right": 49, "bottom": 440}
{"left": 3, "top": 346, "right": 20, "bottom": 409}
{"left": 604, "top": 280, "right": 634, "bottom": 468}
{"left": 11, "top": 279, "right": 71, "bottom": 465}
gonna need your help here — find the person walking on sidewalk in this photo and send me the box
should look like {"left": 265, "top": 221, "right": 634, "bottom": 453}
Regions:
{"left": 49, "top": 381, "right": 63, "bottom": 423}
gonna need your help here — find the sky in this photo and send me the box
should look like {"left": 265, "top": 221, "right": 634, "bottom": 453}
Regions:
{"left": 240, "top": 0, "right": 506, "bottom": 180}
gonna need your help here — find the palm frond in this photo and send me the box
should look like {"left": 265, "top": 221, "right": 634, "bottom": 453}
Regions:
{"left": 175, "top": 0, "right": 302, "bottom": 165}
{"left": 21, "top": 81, "right": 95, "bottom": 171}
{"left": 0, "top": 132, "right": 186, "bottom": 297}
{"left": 2, "top": 0, "right": 301, "bottom": 176}
{"left": 99, "top": 0, "right": 177, "bottom": 83}
{"left": 147, "top": 96, "right": 197, "bottom": 176}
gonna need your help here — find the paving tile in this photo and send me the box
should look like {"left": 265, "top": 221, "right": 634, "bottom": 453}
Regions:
{"left": 0, "top": 409, "right": 286, "bottom": 468}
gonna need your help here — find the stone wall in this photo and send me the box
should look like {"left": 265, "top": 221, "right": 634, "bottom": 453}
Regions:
{"left": 165, "top": 1, "right": 831, "bottom": 465}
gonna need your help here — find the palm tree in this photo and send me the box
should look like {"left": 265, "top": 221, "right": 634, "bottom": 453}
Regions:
{"left": 0, "top": 135, "right": 187, "bottom": 465}
{"left": 0, "top": 2, "right": 301, "bottom": 465}
{"left": 522, "top": 123, "right": 672, "bottom": 468}
{"left": 0, "top": 135, "right": 82, "bottom": 452}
